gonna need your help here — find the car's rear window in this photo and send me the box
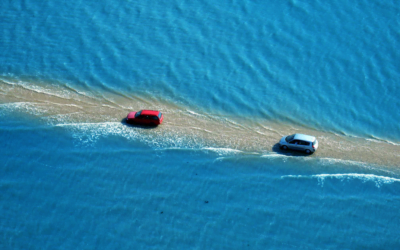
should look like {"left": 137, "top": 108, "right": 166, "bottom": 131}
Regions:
{"left": 158, "top": 112, "right": 162, "bottom": 119}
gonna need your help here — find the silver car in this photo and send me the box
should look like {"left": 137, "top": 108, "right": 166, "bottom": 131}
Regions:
{"left": 279, "top": 133, "right": 318, "bottom": 154}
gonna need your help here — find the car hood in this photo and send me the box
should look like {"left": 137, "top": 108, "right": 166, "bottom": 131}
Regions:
{"left": 279, "top": 136, "right": 287, "bottom": 144}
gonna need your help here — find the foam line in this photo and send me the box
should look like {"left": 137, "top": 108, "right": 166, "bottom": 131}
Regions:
{"left": 203, "top": 147, "right": 242, "bottom": 155}
{"left": 191, "top": 127, "right": 214, "bottom": 133}
{"left": 367, "top": 138, "right": 400, "bottom": 146}
{"left": 186, "top": 109, "right": 205, "bottom": 117}
{"left": 55, "top": 122, "right": 121, "bottom": 127}
{"left": 282, "top": 173, "right": 400, "bottom": 187}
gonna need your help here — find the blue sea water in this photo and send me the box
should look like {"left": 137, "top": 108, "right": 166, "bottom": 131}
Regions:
{"left": 1, "top": 0, "right": 400, "bottom": 249}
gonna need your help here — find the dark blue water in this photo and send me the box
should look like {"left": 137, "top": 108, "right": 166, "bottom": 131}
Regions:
{"left": 1, "top": 0, "right": 400, "bottom": 248}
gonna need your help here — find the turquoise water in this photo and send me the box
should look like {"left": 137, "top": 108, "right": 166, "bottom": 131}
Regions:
{"left": 1, "top": 0, "right": 400, "bottom": 248}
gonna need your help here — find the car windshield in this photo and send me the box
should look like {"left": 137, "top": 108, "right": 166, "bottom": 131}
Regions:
{"left": 135, "top": 111, "right": 142, "bottom": 118}
{"left": 285, "top": 134, "right": 295, "bottom": 142}
{"left": 158, "top": 112, "right": 162, "bottom": 118}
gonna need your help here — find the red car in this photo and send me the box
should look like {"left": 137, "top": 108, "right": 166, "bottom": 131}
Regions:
{"left": 126, "top": 110, "right": 164, "bottom": 126}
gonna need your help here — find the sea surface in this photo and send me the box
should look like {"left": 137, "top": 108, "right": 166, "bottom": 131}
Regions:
{"left": 1, "top": 0, "right": 400, "bottom": 249}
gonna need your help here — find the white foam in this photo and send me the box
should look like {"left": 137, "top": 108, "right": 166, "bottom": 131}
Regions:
{"left": 0, "top": 79, "right": 17, "bottom": 86}
{"left": 282, "top": 173, "right": 400, "bottom": 188}
{"left": 18, "top": 81, "right": 72, "bottom": 100}
{"left": 186, "top": 109, "right": 203, "bottom": 117}
{"left": 327, "top": 131, "right": 400, "bottom": 147}
{"left": 191, "top": 127, "right": 213, "bottom": 133}
{"left": 261, "top": 153, "right": 377, "bottom": 167}
{"left": 54, "top": 122, "right": 136, "bottom": 146}
{"left": 55, "top": 122, "right": 121, "bottom": 127}
{"left": 202, "top": 147, "right": 242, "bottom": 156}
{"left": 261, "top": 153, "right": 292, "bottom": 159}
{"left": 317, "top": 157, "right": 368, "bottom": 167}
{"left": 0, "top": 102, "right": 51, "bottom": 116}
{"left": 101, "top": 104, "right": 120, "bottom": 110}
{"left": 366, "top": 138, "right": 383, "bottom": 143}
{"left": 367, "top": 138, "right": 400, "bottom": 146}
{"left": 259, "top": 125, "right": 282, "bottom": 136}
{"left": 0, "top": 78, "right": 95, "bottom": 101}
{"left": 260, "top": 153, "right": 290, "bottom": 163}
{"left": 55, "top": 121, "right": 211, "bottom": 150}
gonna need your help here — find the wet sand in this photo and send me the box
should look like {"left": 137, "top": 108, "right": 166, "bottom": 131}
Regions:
{"left": 1, "top": 77, "right": 399, "bottom": 168}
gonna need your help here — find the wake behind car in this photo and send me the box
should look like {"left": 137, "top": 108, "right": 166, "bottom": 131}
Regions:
{"left": 279, "top": 133, "right": 318, "bottom": 154}
{"left": 126, "top": 110, "right": 164, "bottom": 126}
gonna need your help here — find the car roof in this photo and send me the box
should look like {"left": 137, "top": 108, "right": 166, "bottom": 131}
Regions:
{"left": 293, "top": 134, "right": 316, "bottom": 142}
{"left": 140, "top": 110, "right": 161, "bottom": 116}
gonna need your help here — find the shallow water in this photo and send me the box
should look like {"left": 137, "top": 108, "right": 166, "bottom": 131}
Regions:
{"left": 1, "top": 0, "right": 400, "bottom": 248}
